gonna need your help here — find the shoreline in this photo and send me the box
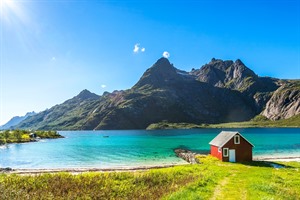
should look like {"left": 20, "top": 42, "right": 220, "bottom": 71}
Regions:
{"left": 254, "top": 156, "right": 300, "bottom": 162}
{"left": 2, "top": 163, "right": 189, "bottom": 175}
{"left": 2, "top": 156, "right": 299, "bottom": 175}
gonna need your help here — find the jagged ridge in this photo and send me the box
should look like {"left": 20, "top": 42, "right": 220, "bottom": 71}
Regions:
{"left": 14, "top": 58, "right": 299, "bottom": 130}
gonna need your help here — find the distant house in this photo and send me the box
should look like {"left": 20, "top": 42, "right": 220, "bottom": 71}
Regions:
{"left": 29, "top": 133, "right": 36, "bottom": 138}
{"left": 209, "top": 131, "right": 254, "bottom": 162}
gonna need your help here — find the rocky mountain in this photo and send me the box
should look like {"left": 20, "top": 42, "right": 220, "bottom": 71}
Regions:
{"left": 262, "top": 81, "right": 300, "bottom": 120}
{"left": 80, "top": 58, "right": 255, "bottom": 130}
{"left": 14, "top": 57, "right": 299, "bottom": 130}
{"left": 0, "top": 111, "right": 36, "bottom": 130}
{"left": 190, "top": 58, "right": 280, "bottom": 112}
{"left": 15, "top": 90, "right": 100, "bottom": 130}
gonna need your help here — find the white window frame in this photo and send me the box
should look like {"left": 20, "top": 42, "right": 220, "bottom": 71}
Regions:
{"left": 223, "top": 148, "right": 229, "bottom": 157}
{"left": 234, "top": 135, "right": 240, "bottom": 144}
{"left": 218, "top": 148, "right": 221, "bottom": 153}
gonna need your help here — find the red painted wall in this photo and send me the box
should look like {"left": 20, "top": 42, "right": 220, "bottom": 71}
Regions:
{"left": 222, "top": 135, "right": 253, "bottom": 162}
{"left": 210, "top": 134, "right": 253, "bottom": 162}
{"left": 210, "top": 145, "right": 222, "bottom": 160}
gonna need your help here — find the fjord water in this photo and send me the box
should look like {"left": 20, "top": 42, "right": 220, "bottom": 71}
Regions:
{"left": 0, "top": 128, "right": 299, "bottom": 169}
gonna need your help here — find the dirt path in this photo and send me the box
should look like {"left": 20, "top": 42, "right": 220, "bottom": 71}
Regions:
{"left": 210, "top": 173, "right": 237, "bottom": 200}
{"left": 210, "top": 177, "right": 229, "bottom": 200}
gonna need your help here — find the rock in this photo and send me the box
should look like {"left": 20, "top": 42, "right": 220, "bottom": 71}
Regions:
{"left": 262, "top": 81, "right": 300, "bottom": 120}
{"left": 174, "top": 149, "right": 197, "bottom": 164}
{"left": 0, "top": 167, "right": 13, "bottom": 173}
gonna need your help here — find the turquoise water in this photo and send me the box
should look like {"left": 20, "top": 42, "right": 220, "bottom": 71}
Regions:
{"left": 0, "top": 128, "right": 299, "bottom": 169}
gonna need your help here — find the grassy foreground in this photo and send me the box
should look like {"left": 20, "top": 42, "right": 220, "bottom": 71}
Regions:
{"left": 0, "top": 156, "right": 299, "bottom": 199}
{"left": 0, "top": 130, "right": 63, "bottom": 144}
{"left": 147, "top": 114, "right": 300, "bottom": 129}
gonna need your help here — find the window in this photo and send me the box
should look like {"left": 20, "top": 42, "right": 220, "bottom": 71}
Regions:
{"left": 234, "top": 135, "right": 240, "bottom": 144}
{"left": 223, "top": 148, "right": 229, "bottom": 157}
{"left": 218, "top": 148, "right": 221, "bottom": 153}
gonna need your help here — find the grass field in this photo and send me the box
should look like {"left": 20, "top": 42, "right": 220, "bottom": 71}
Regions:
{"left": 147, "top": 114, "right": 300, "bottom": 129}
{"left": 0, "top": 156, "right": 299, "bottom": 199}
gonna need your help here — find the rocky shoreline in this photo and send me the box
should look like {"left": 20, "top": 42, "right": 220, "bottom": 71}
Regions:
{"left": 174, "top": 149, "right": 198, "bottom": 164}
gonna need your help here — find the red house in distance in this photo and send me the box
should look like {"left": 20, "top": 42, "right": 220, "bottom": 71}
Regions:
{"left": 209, "top": 131, "right": 254, "bottom": 162}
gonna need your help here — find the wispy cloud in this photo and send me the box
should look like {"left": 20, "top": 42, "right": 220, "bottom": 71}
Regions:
{"left": 133, "top": 43, "right": 145, "bottom": 53}
{"left": 133, "top": 43, "right": 140, "bottom": 53}
{"left": 162, "top": 51, "right": 170, "bottom": 58}
{"left": 101, "top": 84, "right": 107, "bottom": 88}
{"left": 51, "top": 57, "right": 56, "bottom": 61}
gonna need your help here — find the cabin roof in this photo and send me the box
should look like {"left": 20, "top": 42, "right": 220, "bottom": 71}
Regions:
{"left": 209, "top": 131, "right": 254, "bottom": 147}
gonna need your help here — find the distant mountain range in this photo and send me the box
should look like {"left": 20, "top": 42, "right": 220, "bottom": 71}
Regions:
{"left": 12, "top": 57, "right": 300, "bottom": 130}
{"left": 0, "top": 111, "right": 36, "bottom": 130}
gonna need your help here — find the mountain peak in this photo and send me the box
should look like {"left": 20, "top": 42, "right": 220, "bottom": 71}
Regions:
{"left": 234, "top": 59, "right": 246, "bottom": 67}
{"left": 76, "top": 89, "right": 99, "bottom": 100}
{"left": 150, "top": 57, "right": 173, "bottom": 71}
{"left": 25, "top": 111, "right": 36, "bottom": 117}
{"left": 133, "top": 57, "right": 179, "bottom": 89}
{"left": 232, "top": 59, "right": 257, "bottom": 79}
{"left": 155, "top": 57, "right": 170, "bottom": 64}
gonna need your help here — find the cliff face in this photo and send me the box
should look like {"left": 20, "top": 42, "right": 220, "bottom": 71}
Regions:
{"left": 262, "top": 81, "right": 300, "bottom": 120}
{"left": 191, "top": 59, "right": 258, "bottom": 91}
{"left": 14, "top": 58, "right": 299, "bottom": 130}
{"left": 190, "top": 58, "right": 280, "bottom": 113}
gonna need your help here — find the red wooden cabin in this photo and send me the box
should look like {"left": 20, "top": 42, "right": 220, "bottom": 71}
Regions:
{"left": 209, "top": 131, "right": 254, "bottom": 162}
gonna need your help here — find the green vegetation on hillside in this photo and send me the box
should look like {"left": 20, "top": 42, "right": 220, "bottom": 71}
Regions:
{"left": 147, "top": 114, "right": 300, "bottom": 129}
{"left": 0, "top": 156, "right": 299, "bottom": 199}
{"left": 0, "top": 130, "right": 63, "bottom": 144}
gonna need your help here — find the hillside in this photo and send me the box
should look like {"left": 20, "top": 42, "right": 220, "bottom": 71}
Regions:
{"left": 0, "top": 112, "right": 36, "bottom": 130}
{"left": 146, "top": 114, "right": 300, "bottom": 130}
{"left": 15, "top": 58, "right": 300, "bottom": 130}
{"left": 262, "top": 80, "right": 300, "bottom": 120}
{"left": 15, "top": 90, "right": 100, "bottom": 130}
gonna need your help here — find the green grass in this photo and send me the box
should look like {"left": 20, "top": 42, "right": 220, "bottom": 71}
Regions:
{"left": 0, "top": 130, "right": 63, "bottom": 144}
{"left": 147, "top": 114, "right": 300, "bottom": 129}
{"left": 1, "top": 156, "right": 299, "bottom": 199}
{"left": 209, "top": 114, "right": 300, "bottom": 128}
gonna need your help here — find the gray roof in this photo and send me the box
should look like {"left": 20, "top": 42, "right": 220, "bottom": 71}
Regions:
{"left": 209, "top": 131, "right": 254, "bottom": 147}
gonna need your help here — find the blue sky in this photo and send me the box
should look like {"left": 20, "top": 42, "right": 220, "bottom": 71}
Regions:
{"left": 0, "top": 0, "right": 299, "bottom": 125}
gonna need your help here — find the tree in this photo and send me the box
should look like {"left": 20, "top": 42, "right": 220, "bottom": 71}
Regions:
{"left": 3, "top": 130, "right": 10, "bottom": 142}
{"left": 13, "top": 130, "right": 22, "bottom": 142}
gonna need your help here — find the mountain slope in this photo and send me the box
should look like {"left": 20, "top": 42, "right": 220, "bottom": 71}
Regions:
{"left": 190, "top": 58, "right": 279, "bottom": 93}
{"left": 83, "top": 58, "right": 256, "bottom": 129}
{"left": 262, "top": 81, "right": 300, "bottom": 120}
{"left": 15, "top": 57, "right": 299, "bottom": 130}
{"left": 0, "top": 112, "right": 36, "bottom": 130}
{"left": 16, "top": 90, "right": 100, "bottom": 130}
{"left": 190, "top": 58, "right": 280, "bottom": 112}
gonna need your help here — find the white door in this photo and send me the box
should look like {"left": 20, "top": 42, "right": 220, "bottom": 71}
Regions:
{"left": 229, "top": 149, "right": 236, "bottom": 162}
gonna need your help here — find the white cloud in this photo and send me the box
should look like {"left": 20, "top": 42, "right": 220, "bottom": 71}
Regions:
{"left": 133, "top": 43, "right": 140, "bottom": 53}
{"left": 133, "top": 43, "right": 145, "bottom": 53}
{"left": 162, "top": 51, "right": 170, "bottom": 58}
{"left": 51, "top": 57, "right": 56, "bottom": 61}
{"left": 101, "top": 84, "right": 107, "bottom": 88}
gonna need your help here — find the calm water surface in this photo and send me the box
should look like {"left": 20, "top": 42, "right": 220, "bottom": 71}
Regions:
{"left": 0, "top": 128, "right": 299, "bottom": 169}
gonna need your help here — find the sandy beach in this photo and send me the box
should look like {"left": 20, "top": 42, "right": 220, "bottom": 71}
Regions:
{"left": 254, "top": 156, "right": 300, "bottom": 162}
{"left": 1, "top": 163, "right": 190, "bottom": 175}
